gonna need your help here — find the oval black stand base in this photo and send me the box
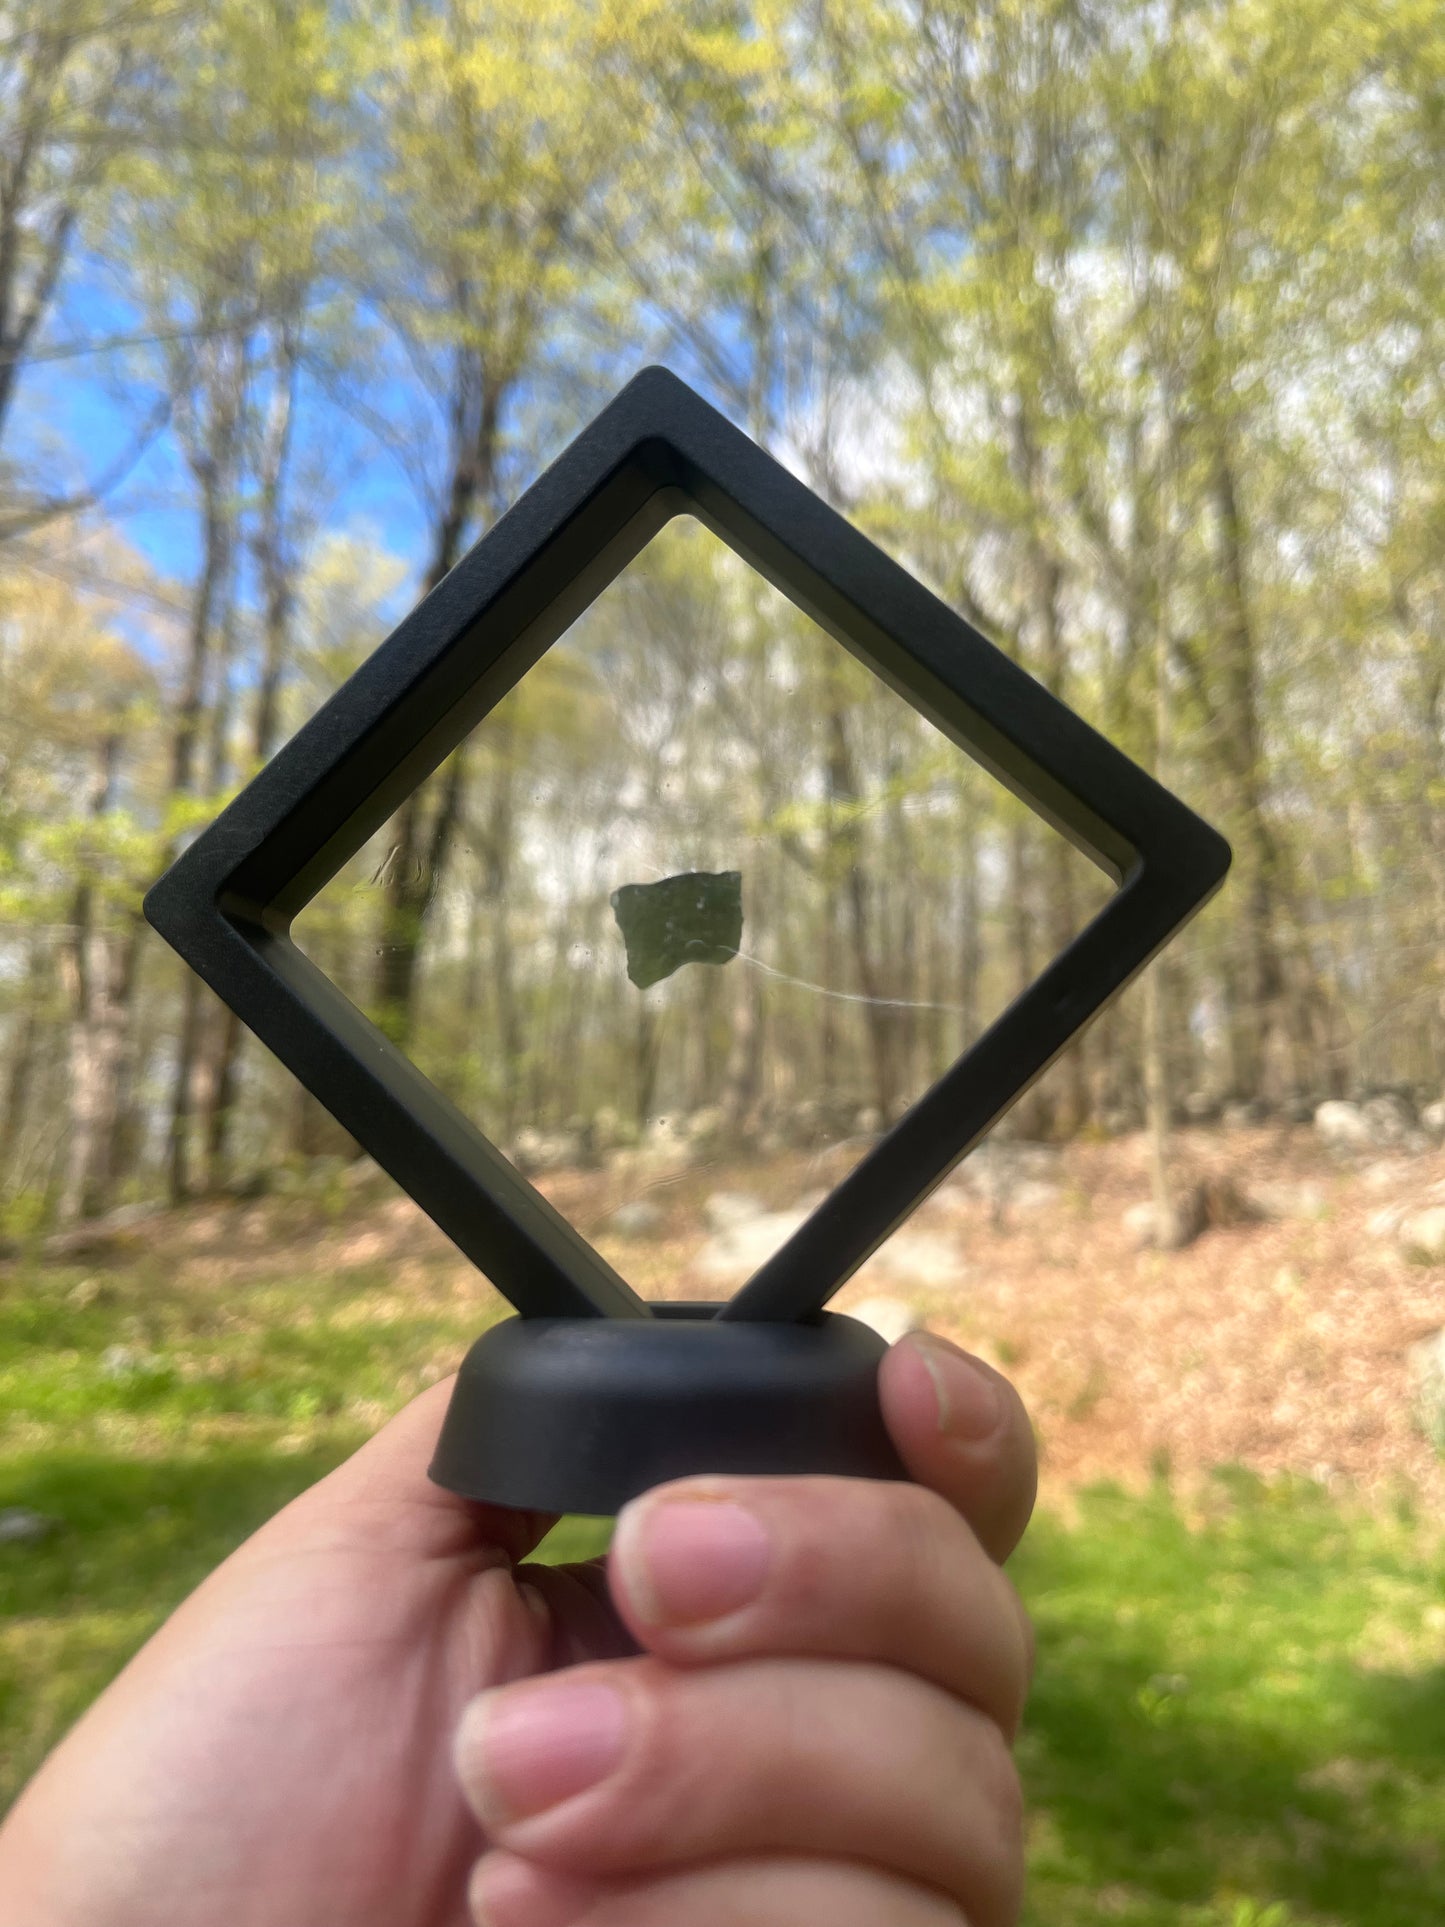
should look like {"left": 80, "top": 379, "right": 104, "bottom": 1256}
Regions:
{"left": 428, "top": 1304, "right": 907, "bottom": 1516}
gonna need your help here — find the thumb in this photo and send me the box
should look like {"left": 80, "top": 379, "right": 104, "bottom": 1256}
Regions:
{"left": 878, "top": 1332, "right": 1038, "bottom": 1564}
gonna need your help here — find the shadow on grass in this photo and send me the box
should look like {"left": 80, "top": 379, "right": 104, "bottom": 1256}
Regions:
{"left": 0, "top": 1441, "right": 358, "bottom": 1618}
{"left": 0, "top": 1440, "right": 364, "bottom": 1808}
{"left": 0, "top": 1438, "right": 611, "bottom": 1810}
{"left": 3, "top": 1448, "right": 1440, "bottom": 1926}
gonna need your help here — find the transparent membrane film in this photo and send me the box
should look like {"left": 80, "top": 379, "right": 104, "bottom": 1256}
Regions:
{"left": 294, "top": 518, "right": 1114, "bottom": 1300}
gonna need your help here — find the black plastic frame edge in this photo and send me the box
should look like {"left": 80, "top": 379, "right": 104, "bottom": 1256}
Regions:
{"left": 144, "top": 365, "right": 1231, "bottom": 1326}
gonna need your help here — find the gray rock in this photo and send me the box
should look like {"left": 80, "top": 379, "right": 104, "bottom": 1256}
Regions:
{"left": 1362, "top": 1093, "right": 1419, "bottom": 1148}
{"left": 1180, "top": 1091, "right": 1222, "bottom": 1124}
{"left": 603, "top": 1201, "right": 665, "bottom": 1239}
{"left": 846, "top": 1295, "right": 924, "bottom": 1345}
{"left": 857, "top": 1230, "right": 963, "bottom": 1291}
{"left": 225, "top": 1168, "right": 275, "bottom": 1201}
{"left": 959, "top": 1141, "right": 1062, "bottom": 1194}
{"left": 591, "top": 1106, "right": 630, "bottom": 1152}
{"left": 1408, "top": 1329, "right": 1445, "bottom": 1451}
{"left": 1222, "top": 1098, "right": 1271, "bottom": 1127}
{"left": 1399, "top": 1207, "right": 1445, "bottom": 1263}
{"left": 606, "top": 1141, "right": 691, "bottom": 1184}
{"left": 702, "top": 1191, "right": 767, "bottom": 1233}
{"left": 1362, "top": 1158, "right": 1412, "bottom": 1191}
{"left": 1243, "top": 1179, "right": 1328, "bottom": 1222}
{"left": 511, "top": 1127, "right": 581, "bottom": 1175}
{"left": 1008, "top": 1178, "right": 1061, "bottom": 1214}
{"left": 0, "top": 1507, "right": 57, "bottom": 1545}
{"left": 1122, "top": 1187, "right": 1206, "bottom": 1251}
{"left": 1422, "top": 1100, "right": 1445, "bottom": 1141}
{"left": 690, "top": 1210, "right": 810, "bottom": 1285}
{"left": 99, "top": 1343, "right": 161, "bottom": 1380}
{"left": 43, "top": 1202, "right": 163, "bottom": 1261}
{"left": 1121, "top": 1200, "right": 1157, "bottom": 1247}
{"left": 1315, "top": 1100, "right": 1375, "bottom": 1153}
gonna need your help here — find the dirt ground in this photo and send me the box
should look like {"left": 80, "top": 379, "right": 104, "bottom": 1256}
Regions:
{"left": 136, "top": 1122, "right": 1445, "bottom": 1509}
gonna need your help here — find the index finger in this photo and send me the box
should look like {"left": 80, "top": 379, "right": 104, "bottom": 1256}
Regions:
{"left": 606, "top": 1471, "right": 1032, "bottom": 1735}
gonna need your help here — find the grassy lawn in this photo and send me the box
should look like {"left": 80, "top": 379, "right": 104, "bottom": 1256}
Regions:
{"left": 2, "top": 1244, "right": 1442, "bottom": 1924}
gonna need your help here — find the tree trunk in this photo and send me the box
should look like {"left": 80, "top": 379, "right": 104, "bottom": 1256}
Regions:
{"left": 165, "top": 420, "right": 238, "bottom": 1201}
{"left": 0, "top": 938, "right": 46, "bottom": 1180}
{"left": 1144, "top": 607, "right": 1175, "bottom": 1235}
{"left": 633, "top": 998, "right": 662, "bottom": 1132}
{"left": 56, "top": 735, "right": 128, "bottom": 1224}
{"left": 1033, "top": 548, "right": 1086, "bottom": 1133}
{"left": 1211, "top": 446, "right": 1280, "bottom": 1100}
{"left": 167, "top": 971, "right": 208, "bottom": 1205}
{"left": 720, "top": 957, "right": 764, "bottom": 1138}
{"left": 370, "top": 368, "right": 502, "bottom": 1049}
{"left": 204, "top": 343, "right": 302, "bottom": 1188}
{"left": 1414, "top": 626, "right": 1445, "bottom": 1079}
{"left": 827, "top": 694, "right": 894, "bottom": 1119}
{"left": 957, "top": 775, "right": 981, "bottom": 1055}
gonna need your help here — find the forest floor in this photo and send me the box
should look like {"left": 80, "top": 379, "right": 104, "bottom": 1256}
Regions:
{"left": 2, "top": 1120, "right": 1443, "bottom": 1923}
{"left": 31, "top": 1117, "right": 1438, "bottom": 1505}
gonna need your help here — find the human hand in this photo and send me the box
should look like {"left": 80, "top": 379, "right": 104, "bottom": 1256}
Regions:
{"left": 0, "top": 1331, "right": 1036, "bottom": 1927}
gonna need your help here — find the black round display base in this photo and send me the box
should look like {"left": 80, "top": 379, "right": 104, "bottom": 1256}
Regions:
{"left": 428, "top": 1303, "right": 907, "bottom": 1516}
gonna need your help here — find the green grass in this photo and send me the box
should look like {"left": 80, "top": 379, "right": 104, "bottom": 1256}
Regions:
{"left": 2, "top": 1245, "right": 1443, "bottom": 1924}
{"left": 1012, "top": 1478, "right": 1445, "bottom": 1924}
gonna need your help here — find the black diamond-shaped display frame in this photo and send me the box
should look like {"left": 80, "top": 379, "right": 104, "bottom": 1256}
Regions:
{"left": 145, "top": 367, "right": 1230, "bottom": 1327}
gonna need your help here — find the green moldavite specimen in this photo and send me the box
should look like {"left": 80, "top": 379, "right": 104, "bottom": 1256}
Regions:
{"left": 610, "top": 870, "right": 743, "bottom": 990}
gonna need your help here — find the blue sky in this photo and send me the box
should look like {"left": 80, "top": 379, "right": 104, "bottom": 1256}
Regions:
{"left": 18, "top": 251, "right": 751, "bottom": 645}
{"left": 23, "top": 261, "right": 430, "bottom": 609}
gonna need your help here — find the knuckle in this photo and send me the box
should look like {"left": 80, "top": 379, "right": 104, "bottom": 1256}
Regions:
{"left": 974, "top": 1720, "right": 1025, "bottom": 1852}
{"left": 617, "top": 1670, "right": 697, "bottom": 1822}
{"left": 932, "top": 1707, "right": 1024, "bottom": 1925}
{"left": 989, "top": 1570, "right": 1034, "bottom": 1719}
{"left": 1009, "top": 1579, "right": 1036, "bottom": 1684}
{"left": 889, "top": 1480, "right": 969, "bottom": 1592}
{"left": 567, "top": 1664, "right": 703, "bottom": 1859}
{"left": 897, "top": 1476, "right": 963, "bottom": 1540}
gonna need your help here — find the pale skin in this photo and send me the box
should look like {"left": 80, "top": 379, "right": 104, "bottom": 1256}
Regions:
{"left": 0, "top": 1330, "right": 1037, "bottom": 1927}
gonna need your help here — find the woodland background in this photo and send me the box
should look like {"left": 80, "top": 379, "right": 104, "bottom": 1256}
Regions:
{"left": 0, "top": 0, "right": 1441, "bottom": 1232}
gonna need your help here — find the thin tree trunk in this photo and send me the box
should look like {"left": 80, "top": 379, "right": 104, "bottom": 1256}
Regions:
{"left": 1413, "top": 627, "right": 1445, "bottom": 1078}
{"left": 371, "top": 369, "right": 503, "bottom": 1048}
{"left": 0, "top": 937, "right": 46, "bottom": 1180}
{"left": 633, "top": 998, "right": 662, "bottom": 1132}
{"left": 204, "top": 342, "right": 303, "bottom": 1189}
{"left": 827, "top": 695, "right": 894, "bottom": 1119}
{"left": 1144, "top": 610, "right": 1174, "bottom": 1235}
{"left": 478, "top": 718, "right": 521, "bottom": 1135}
{"left": 165, "top": 382, "right": 240, "bottom": 1201}
{"left": 886, "top": 758, "right": 918, "bottom": 1103}
{"left": 56, "top": 735, "right": 128, "bottom": 1224}
{"left": 1212, "top": 446, "right": 1279, "bottom": 1100}
{"left": 957, "top": 775, "right": 981, "bottom": 1055}
{"left": 1034, "top": 549, "right": 1085, "bottom": 1134}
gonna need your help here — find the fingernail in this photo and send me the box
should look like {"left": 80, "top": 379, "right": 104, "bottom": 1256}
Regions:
{"left": 914, "top": 1334, "right": 1003, "bottom": 1441}
{"left": 614, "top": 1495, "right": 773, "bottom": 1627}
{"left": 455, "top": 1680, "right": 626, "bottom": 1827}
